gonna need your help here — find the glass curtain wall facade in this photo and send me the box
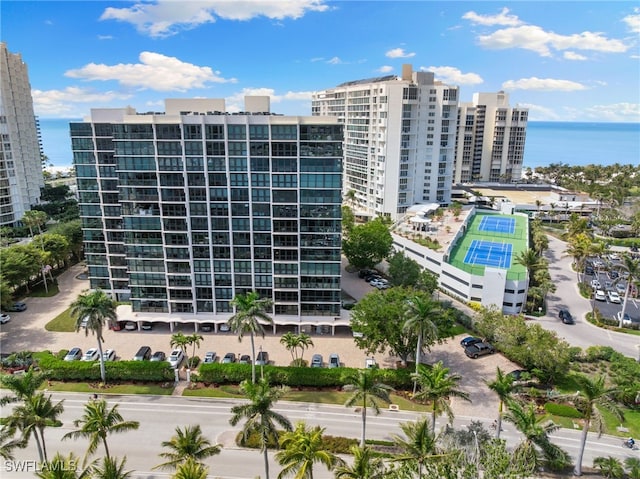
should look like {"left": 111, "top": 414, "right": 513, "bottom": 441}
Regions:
{"left": 72, "top": 103, "right": 343, "bottom": 320}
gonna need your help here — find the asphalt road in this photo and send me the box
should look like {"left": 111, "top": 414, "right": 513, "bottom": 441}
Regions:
{"left": 2, "top": 393, "right": 638, "bottom": 479}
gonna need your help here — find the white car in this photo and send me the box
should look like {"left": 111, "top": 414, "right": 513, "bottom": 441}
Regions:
{"left": 168, "top": 349, "right": 185, "bottom": 368}
{"left": 203, "top": 352, "right": 217, "bottom": 364}
{"left": 590, "top": 279, "right": 601, "bottom": 289}
{"left": 617, "top": 311, "right": 634, "bottom": 325}
{"left": 594, "top": 289, "right": 607, "bottom": 301}
{"left": 82, "top": 348, "right": 100, "bottom": 361}
{"left": 0, "top": 314, "right": 10, "bottom": 324}
{"left": 219, "top": 323, "right": 230, "bottom": 332}
{"left": 328, "top": 353, "right": 340, "bottom": 368}
{"left": 616, "top": 282, "right": 627, "bottom": 294}
{"left": 102, "top": 349, "right": 116, "bottom": 361}
{"left": 607, "top": 291, "right": 621, "bottom": 304}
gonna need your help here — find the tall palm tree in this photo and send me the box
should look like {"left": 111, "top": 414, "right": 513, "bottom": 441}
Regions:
{"left": 70, "top": 289, "right": 117, "bottom": 384}
{"left": 62, "top": 398, "right": 140, "bottom": 461}
{"left": 404, "top": 295, "right": 441, "bottom": 395}
{"left": 171, "top": 458, "right": 209, "bottom": 479}
{"left": 279, "top": 332, "right": 314, "bottom": 366}
{"left": 485, "top": 367, "right": 514, "bottom": 439}
{"left": 185, "top": 333, "right": 204, "bottom": 369}
{"left": 343, "top": 369, "right": 393, "bottom": 447}
{"left": 154, "top": 425, "right": 221, "bottom": 471}
{"left": 5, "top": 392, "right": 64, "bottom": 463}
{"left": 0, "top": 424, "right": 24, "bottom": 461}
{"left": 624, "top": 457, "right": 640, "bottom": 479}
{"left": 412, "top": 362, "right": 470, "bottom": 434}
{"left": 90, "top": 456, "right": 132, "bottom": 479}
{"left": 229, "top": 378, "right": 292, "bottom": 479}
{"left": 0, "top": 368, "right": 46, "bottom": 406}
{"left": 391, "top": 419, "right": 440, "bottom": 479}
{"left": 568, "top": 374, "right": 623, "bottom": 476}
{"left": 333, "top": 445, "right": 387, "bottom": 479}
{"left": 514, "top": 248, "right": 542, "bottom": 279}
{"left": 275, "top": 422, "right": 344, "bottom": 479}
{"left": 35, "top": 452, "right": 86, "bottom": 479}
{"left": 593, "top": 456, "right": 625, "bottom": 479}
{"left": 228, "top": 291, "right": 274, "bottom": 383}
{"left": 614, "top": 255, "right": 640, "bottom": 328}
{"left": 170, "top": 332, "right": 191, "bottom": 368}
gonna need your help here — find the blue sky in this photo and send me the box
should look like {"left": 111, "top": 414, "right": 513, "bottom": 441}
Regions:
{"left": 2, "top": 1, "right": 639, "bottom": 122}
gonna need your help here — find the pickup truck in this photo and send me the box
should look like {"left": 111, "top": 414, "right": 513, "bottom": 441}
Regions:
{"left": 464, "top": 342, "right": 496, "bottom": 359}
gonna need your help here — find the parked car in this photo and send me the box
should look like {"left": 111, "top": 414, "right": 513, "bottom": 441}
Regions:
{"left": 6, "top": 302, "right": 27, "bottom": 312}
{"left": 64, "top": 347, "right": 83, "bottom": 361}
{"left": 594, "top": 289, "right": 607, "bottom": 301}
{"left": 150, "top": 351, "right": 166, "bottom": 362}
{"left": 311, "top": 354, "right": 323, "bottom": 368}
{"left": 507, "top": 369, "right": 528, "bottom": 381}
{"left": 239, "top": 354, "right": 251, "bottom": 364}
{"left": 616, "top": 282, "right": 627, "bottom": 294}
{"left": 0, "top": 314, "right": 11, "bottom": 324}
{"left": 590, "top": 279, "right": 601, "bottom": 289}
{"left": 584, "top": 265, "right": 595, "bottom": 275}
{"left": 460, "top": 336, "right": 482, "bottom": 348}
{"left": 200, "top": 323, "right": 213, "bottom": 332}
{"left": 168, "top": 349, "right": 184, "bottom": 368}
{"left": 358, "top": 269, "right": 377, "bottom": 278}
{"left": 80, "top": 316, "right": 89, "bottom": 329}
{"left": 255, "top": 351, "right": 269, "bottom": 366}
{"left": 365, "top": 357, "right": 377, "bottom": 369}
{"left": 221, "top": 352, "right": 236, "bottom": 364}
{"left": 604, "top": 281, "right": 613, "bottom": 291}
{"left": 141, "top": 321, "right": 153, "bottom": 330}
{"left": 203, "top": 352, "right": 217, "bottom": 364}
{"left": 82, "top": 348, "right": 100, "bottom": 361}
{"left": 609, "top": 270, "right": 619, "bottom": 280}
{"left": 617, "top": 311, "right": 634, "bottom": 325}
{"left": 328, "top": 353, "right": 340, "bottom": 368}
{"left": 102, "top": 349, "right": 116, "bottom": 361}
{"left": 219, "top": 323, "right": 231, "bottom": 332}
{"left": 607, "top": 291, "right": 621, "bottom": 304}
{"left": 124, "top": 321, "right": 137, "bottom": 331}
{"left": 464, "top": 342, "right": 496, "bottom": 359}
{"left": 558, "top": 309, "right": 574, "bottom": 324}
{"left": 133, "top": 346, "right": 152, "bottom": 361}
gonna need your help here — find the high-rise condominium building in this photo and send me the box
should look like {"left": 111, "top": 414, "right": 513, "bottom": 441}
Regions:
{"left": 454, "top": 91, "right": 528, "bottom": 184}
{"left": 72, "top": 97, "right": 343, "bottom": 323}
{"left": 312, "top": 64, "right": 458, "bottom": 220}
{"left": 0, "top": 43, "right": 44, "bottom": 225}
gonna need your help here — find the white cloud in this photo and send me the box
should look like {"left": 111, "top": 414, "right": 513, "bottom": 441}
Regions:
{"left": 462, "top": 7, "right": 522, "bottom": 26}
{"left": 100, "top": 0, "right": 329, "bottom": 38}
{"left": 623, "top": 8, "right": 640, "bottom": 33}
{"left": 477, "top": 25, "right": 630, "bottom": 57}
{"left": 422, "top": 66, "right": 483, "bottom": 85}
{"left": 502, "top": 77, "right": 587, "bottom": 91}
{"left": 327, "top": 57, "right": 342, "bottom": 65}
{"left": 385, "top": 48, "right": 415, "bottom": 58}
{"left": 583, "top": 102, "right": 640, "bottom": 122}
{"left": 226, "top": 87, "right": 313, "bottom": 110}
{"left": 32, "top": 87, "right": 132, "bottom": 116}
{"left": 377, "top": 65, "right": 394, "bottom": 73}
{"left": 97, "top": 35, "right": 114, "bottom": 40}
{"left": 64, "top": 52, "right": 236, "bottom": 91}
{"left": 563, "top": 51, "right": 587, "bottom": 61}
{"left": 517, "top": 103, "right": 561, "bottom": 121}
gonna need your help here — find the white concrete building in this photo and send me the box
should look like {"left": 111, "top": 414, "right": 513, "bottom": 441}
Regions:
{"left": 454, "top": 91, "right": 528, "bottom": 184}
{"left": 0, "top": 43, "right": 44, "bottom": 225}
{"left": 312, "top": 64, "right": 458, "bottom": 221}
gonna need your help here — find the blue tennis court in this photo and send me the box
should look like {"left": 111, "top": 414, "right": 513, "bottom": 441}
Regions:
{"left": 478, "top": 216, "right": 516, "bottom": 234}
{"left": 463, "top": 239, "right": 513, "bottom": 269}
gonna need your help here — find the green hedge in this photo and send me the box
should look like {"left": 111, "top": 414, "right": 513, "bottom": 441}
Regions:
{"left": 36, "top": 352, "right": 174, "bottom": 382}
{"left": 196, "top": 364, "right": 413, "bottom": 390}
{"left": 544, "top": 402, "right": 583, "bottom": 418}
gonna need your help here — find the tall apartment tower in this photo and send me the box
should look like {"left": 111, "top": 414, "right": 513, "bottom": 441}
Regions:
{"left": 454, "top": 91, "right": 528, "bottom": 184}
{"left": 0, "top": 43, "right": 44, "bottom": 225}
{"left": 71, "top": 97, "right": 343, "bottom": 322}
{"left": 312, "top": 64, "right": 458, "bottom": 220}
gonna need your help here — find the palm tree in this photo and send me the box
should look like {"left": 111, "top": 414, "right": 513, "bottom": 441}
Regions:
{"left": 229, "top": 378, "right": 292, "bottom": 479}
{"left": 412, "top": 362, "right": 470, "bottom": 434}
{"left": 279, "top": 332, "right": 314, "bottom": 366}
{"left": 154, "top": 425, "right": 221, "bottom": 471}
{"left": 171, "top": 458, "right": 209, "bottom": 479}
{"left": 70, "top": 289, "right": 117, "bottom": 384}
{"left": 624, "top": 457, "right": 640, "bottom": 479}
{"left": 35, "top": 452, "right": 86, "bottom": 479}
{"left": 404, "top": 296, "right": 441, "bottom": 394}
{"left": 90, "top": 456, "right": 132, "bottom": 479}
{"left": 568, "top": 374, "right": 623, "bottom": 476}
{"left": 22, "top": 210, "right": 48, "bottom": 237}
{"left": 0, "top": 368, "right": 46, "bottom": 406}
{"left": 228, "top": 291, "right": 274, "bottom": 383}
{"left": 593, "top": 456, "right": 625, "bottom": 479}
{"left": 275, "top": 422, "right": 344, "bottom": 479}
{"left": 391, "top": 419, "right": 440, "bottom": 479}
{"left": 185, "top": 333, "right": 204, "bottom": 369}
{"left": 614, "top": 255, "right": 640, "bottom": 328}
{"left": 333, "top": 445, "right": 387, "bottom": 479}
{"left": 485, "top": 367, "right": 514, "bottom": 439}
{"left": 4, "top": 392, "right": 64, "bottom": 463}
{"left": 514, "top": 248, "right": 541, "bottom": 279}
{"left": 62, "top": 398, "right": 140, "bottom": 461}
{"left": 170, "top": 332, "right": 191, "bottom": 368}
{"left": 0, "top": 424, "right": 24, "bottom": 461}
{"left": 343, "top": 369, "right": 393, "bottom": 447}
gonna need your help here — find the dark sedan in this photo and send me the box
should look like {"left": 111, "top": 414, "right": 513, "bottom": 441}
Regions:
{"left": 464, "top": 342, "right": 496, "bottom": 359}
{"left": 460, "top": 336, "right": 482, "bottom": 348}
{"left": 558, "top": 309, "right": 574, "bottom": 324}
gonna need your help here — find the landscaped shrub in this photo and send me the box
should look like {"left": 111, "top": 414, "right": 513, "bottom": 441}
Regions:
{"left": 544, "top": 402, "right": 583, "bottom": 418}
{"left": 322, "top": 435, "right": 359, "bottom": 453}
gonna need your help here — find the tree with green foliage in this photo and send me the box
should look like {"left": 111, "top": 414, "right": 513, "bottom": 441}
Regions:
{"left": 624, "top": 457, "right": 640, "bottom": 479}
{"left": 32, "top": 233, "right": 70, "bottom": 269}
{"left": 486, "top": 367, "right": 514, "bottom": 439}
{"left": 90, "top": 456, "right": 133, "bottom": 479}
{"left": 614, "top": 254, "right": 640, "bottom": 328}
{"left": 185, "top": 333, "right": 204, "bottom": 368}
{"left": 70, "top": 289, "right": 117, "bottom": 384}
{"left": 228, "top": 291, "right": 274, "bottom": 383}
{"left": 154, "top": 425, "right": 221, "bottom": 471}
{"left": 276, "top": 422, "right": 344, "bottom": 479}
{"left": 333, "top": 445, "right": 387, "bottom": 479}
{"left": 412, "top": 362, "right": 470, "bottom": 434}
{"left": 0, "top": 278, "right": 14, "bottom": 310}
{"left": 229, "top": 378, "right": 292, "bottom": 479}
{"left": 593, "top": 456, "right": 625, "bottom": 479}
{"left": 35, "top": 452, "right": 86, "bottom": 479}
{"left": 0, "top": 425, "right": 24, "bottom": 461}
{"left": 343, "top": 369, "right": 393, "bottom": 447}
{"left": 22, "top": 210, "right": 48, "bottom": 237}
{"left": 48, "top": 220, "right": 84, "bottom": 262}
{"left": 0, "top": 368, "right": 46, "bottom": 407}
{"left": 341, "top": 205, "right": 355, "bottom": 237}
{"left": 170, "top": 457, "right": 208, "bottom": 479}
{"left": 391, "top": 419, "right": 440, "bottom": 479}
{"left": 170, "top": 332, "right": 191, "bottom": 367}
{"left": 342, "top": 217, "right": 392, "bottom": 269}
{"left": 387, "top": 251, "right": 422, "bottom": 287}
{"left": 0, "top": 244, "right": 43, "bottom": 291}
{"left": 280, "top": 332, "right": 314, "bottom": 366}
{"left": 62, "top": 398, "right": 139, "bottom": 461}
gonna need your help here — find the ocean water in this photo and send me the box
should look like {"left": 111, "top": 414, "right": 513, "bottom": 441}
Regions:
{"left": 38, "top": 118, "right": 640, "bottom": 169}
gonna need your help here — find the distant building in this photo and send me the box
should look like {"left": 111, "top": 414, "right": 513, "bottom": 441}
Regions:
{"left": 0, "top": 43, "right": 44, "bottom": 225}
{"left": 313, "top": 64, "right": 458, "bottom": 221}
{"left": 71, "top": 97, "right": 344, "bottom": 330}
{"left": 454, "top": 91, "right": 528, "bottom": 184}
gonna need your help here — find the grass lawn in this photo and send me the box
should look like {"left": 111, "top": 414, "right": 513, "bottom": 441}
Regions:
{"left": 45, "top": 308, "right": 76, "bottom": 332}
{"left": 43, "top": 381, "right": 174, "bottom": 396}
{"left": 29, "top": 281, "right": 60, "bottom": 297}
